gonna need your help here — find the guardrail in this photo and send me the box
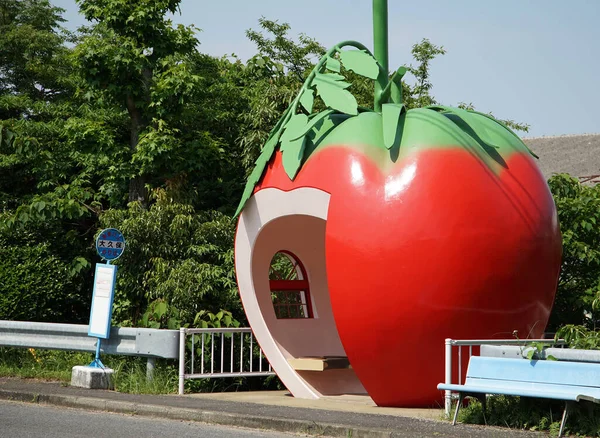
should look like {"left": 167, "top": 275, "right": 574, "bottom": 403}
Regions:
{"left": 443, "top": 338, "right": 565, "bottom": 416}
{"left": 178, "top": 327, "right": 275, "bottom": 395}
{"left": 0, "top": 320, "right": 179, "bottom": 377}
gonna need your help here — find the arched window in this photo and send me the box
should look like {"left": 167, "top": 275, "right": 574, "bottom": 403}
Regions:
{"left": 269, "top": 251, "right": 313, "bottom": 319}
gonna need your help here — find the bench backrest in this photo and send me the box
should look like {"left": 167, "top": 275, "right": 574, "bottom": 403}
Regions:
{"left": 466, "top": 356, "right": 600, "bottom": 388}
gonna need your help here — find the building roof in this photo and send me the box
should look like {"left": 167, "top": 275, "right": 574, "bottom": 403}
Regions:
{"left": 523, "top": 133, "right": 600, "bottom": 183}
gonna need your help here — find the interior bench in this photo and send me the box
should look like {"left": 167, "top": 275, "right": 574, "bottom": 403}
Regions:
{"left": 437, "top": 356, "right": 600, "bottom": 437}
{"left": 287, "top": 356, "right": 350, "bottom": 371}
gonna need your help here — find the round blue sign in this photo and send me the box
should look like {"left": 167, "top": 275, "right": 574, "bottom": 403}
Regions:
{"left": 96, "top": 228, "right": 126, "bottom": 261}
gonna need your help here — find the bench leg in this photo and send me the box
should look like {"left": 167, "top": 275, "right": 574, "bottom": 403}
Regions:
{"left": 474, "top": 394, "right": 487, "bottom": 425}
{"left": 452, "top": 393, "right": 464, "bottom": 425}
{"left": 559, "top": 401, "right": 570, "bottom": 438}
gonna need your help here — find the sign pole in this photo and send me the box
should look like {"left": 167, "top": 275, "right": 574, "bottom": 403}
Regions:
{"left": 88, "top": 229, "right": 125, "bottom": 369}
{"left": 90, "top": 260, "right": 110, "bottom": 368}
{"left": 91, "top": 339, "right": 103, "bottom": 368}
{"left": 89, "top": 258, "right": 112, "bottom": 369}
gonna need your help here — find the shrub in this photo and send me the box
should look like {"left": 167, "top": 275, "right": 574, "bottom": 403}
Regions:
{"left": 0, "top": 242, "right": 88, "bottom": 322}
{"left": 548, "top": 174, "right": 600, "bottom": 329}
{"left": 459, "top": 395, "right": 600, "bottom": 437}
{"left": 99, "top": 189, "right": 243, "bottom": 327}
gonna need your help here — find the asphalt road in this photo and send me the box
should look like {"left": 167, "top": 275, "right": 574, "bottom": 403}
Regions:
{"left": 0, "top": 400, "right": 297, "bottom": 438}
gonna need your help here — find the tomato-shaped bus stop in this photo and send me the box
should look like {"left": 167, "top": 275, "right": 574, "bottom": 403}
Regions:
{"left": 234, "top": 0, "right": 562, "bottom": 407}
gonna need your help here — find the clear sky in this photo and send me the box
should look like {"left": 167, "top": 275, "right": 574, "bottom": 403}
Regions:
{"left": 52, "top": 0, "right": 599, "bottom": 138}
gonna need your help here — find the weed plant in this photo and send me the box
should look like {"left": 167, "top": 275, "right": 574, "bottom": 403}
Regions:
{"left": 108, "top": 357, "right": 179, "bottom": 394}
{"left": 0, "top": 347, "right": 93, "bottom": 381}
{"left": 0, "top": 347, "right": 282, "bottom": 395}
{"left": 458, "top": 395, "right": 600, "bottom": 437}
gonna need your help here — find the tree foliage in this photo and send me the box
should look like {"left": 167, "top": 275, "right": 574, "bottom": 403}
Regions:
{"left": 0, "top": 0, "right": 72, "bottom": 100}
{"left": 0, "top": 0, "right": 127, "bottom": 227}
{"left": 405, "top": 38, "right": 446, "bottom": 109}
{"left": 0, "top": 241, "right": 86, "bottom": 322}
{"left": 547, "top": 174, "right": 600, "bottom": 330}
{"left": 246, "top": 17, "right": 325, "bottom": 81}
{"left": 75, "top": 0, "right": 201, "bottom": 205}
{"left": 0, "top": 0, "right": 99, "bottom": 320}
{"left": 99, "top": 189, "right": 242, "bottom": 326}
{"left": 0, "top": 213, "right": 91, "bottom": 323}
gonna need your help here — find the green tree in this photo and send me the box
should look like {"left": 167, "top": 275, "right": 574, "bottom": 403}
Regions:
{"left": 0, "top": 0, "right": 78, "bottom": 215}
{"left": 235, "top": 55, "right": 300, "bottom": 172}
{"left": 167, "top": 53, "right": 248, "bottom": 212}
{"left": 235, "top": 18, "right": 326, "bottom": 173}
{"left": 75, "top": 0, "right": 200, "bottom": 205}
{"left": 548, "top": 174, "right": 600, "bottom": 330}
{"left": 246, "top": 17, "right": 325, "bottom": 81}
{"left": 99, "top": 189, "right": 242, "bottom": 326}
{"left": 405, "top": 38, "right": 446, "bottom": 109}
{"left": 0, "top": 0, "right": 72, "bottom": 101}
{"left": 0, "top": 0, "right": 133, "bottom": 227}
{"left": 0, "top": 223, "right": 88, "bottom": 322}
{"left": 0, "top": 0, "right": 97, "bottom": 322}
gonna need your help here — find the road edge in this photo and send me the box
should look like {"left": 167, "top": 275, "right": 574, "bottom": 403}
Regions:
{"left": 0, "top": 388, "right": 397, "bottom": 438}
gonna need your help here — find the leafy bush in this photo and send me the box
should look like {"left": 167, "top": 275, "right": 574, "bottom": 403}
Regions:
{"left": 459, "top": 395, "right": 600, "bottom": 437}
{"left": 139, "top": 299, "right": 240, "bottom": 331}
{"left": 548, "top": 174, "right": 600, "bottom": 329}
{"left": 99, "top": 189, "right": 243, "bottom": 327}
{"left": 0, "top": 240, "right": 89, "bottom": 322}
{"left": 555, "top": 324, "right": 600, "bottom": 349}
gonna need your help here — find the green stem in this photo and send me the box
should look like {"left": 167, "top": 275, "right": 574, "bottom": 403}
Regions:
{"left": 373, "top": 0, "right": 389, "bottom": 112}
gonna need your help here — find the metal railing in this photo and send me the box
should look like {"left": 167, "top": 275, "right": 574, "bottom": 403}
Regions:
{"left": 443, "top": 338, "right": 564, "bottom": 416}
{"left": 178, "top": 327, "right": 275, "bottom": 395}
{"left": 0, "top": 320, "right": 179, "bottom": 378}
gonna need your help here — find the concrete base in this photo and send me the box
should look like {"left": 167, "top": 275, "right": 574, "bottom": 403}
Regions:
{"left": 189, "top": 390, "right": 443, "bottom": 420}
{"left": 71, "top": 366, "right": 114, "bottom": 390}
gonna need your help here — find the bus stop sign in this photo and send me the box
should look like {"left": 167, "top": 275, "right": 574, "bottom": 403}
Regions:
{"left": 96, "top": 228, "right": 125, "bottom": 261}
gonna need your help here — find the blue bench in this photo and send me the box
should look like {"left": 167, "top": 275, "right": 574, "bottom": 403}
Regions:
{"left": 437, "top": 356, "right": 600, "bottom": 437}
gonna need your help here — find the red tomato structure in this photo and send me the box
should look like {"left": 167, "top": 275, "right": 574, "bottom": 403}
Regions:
{"left": 234, "top": 108, "right": 562, "bottom": 407}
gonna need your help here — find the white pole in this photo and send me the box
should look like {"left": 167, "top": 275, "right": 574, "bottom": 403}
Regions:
{"left": 178, "top": 328, "right": 186, "bottom": 395}
{"left": 444, "top": 338, "right": 453, "bottom": 417}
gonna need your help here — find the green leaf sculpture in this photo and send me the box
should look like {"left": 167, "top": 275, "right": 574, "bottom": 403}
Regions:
{"left": 281, "top": 113, "right": 309, "bottom": 141}
{"left": 296, "top": 110, "right": 335, "bottom": 140}
{"left": 326, "top": 56, "right": 341, "bottom": 73}
{"left": 427, "top": 105, "right": 538, "bottom": 160}
{"left": 234, "top": 41, "right": 381, "bottom": 217}
{"left": 313, "top": 72, "right": 358, "bottom": 116}
{"left": 233, "top": 36, "right": 532, "bottom": 219}
{"left": 382, "top": 103, "right": 405, "bottom": 149}
{"left": 299, "top": 89, "right": 314, "bottom": 113}
{"left": 381, "top": 66, "right": 407, "bottom": 104}
{"left": 339, "top": 49, "right": 380, "bottom": 79}
{"left": 281, "top": 136, "right": 307, "bottom": 180}
{"left": 280, "top": 114, "right": 309, "bottom": 179}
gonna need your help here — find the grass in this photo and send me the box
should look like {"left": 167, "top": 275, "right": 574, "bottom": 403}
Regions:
{"left": 110, "top": 358, "right": 179, "bottom": 394}
{"left": 0, "top": 347, "right": 282, "bottom": 395}
{"left": 0, "top": 347, "right": 178, "bottom": 394}
{"left": 0, "top": 347, "right": 92, "bottom": 381}
{"left": 457, "top": 395, "right": 600, "bottom": 437}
